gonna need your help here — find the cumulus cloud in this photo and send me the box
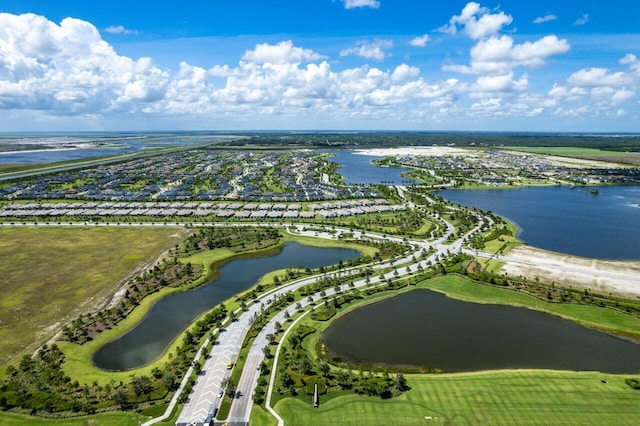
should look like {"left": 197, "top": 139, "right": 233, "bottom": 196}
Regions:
{"left": 342, "top": 0, "right": 380, "bottom": 9}
{"left": 567, "top": 67, "right": 633, "bottom": 87}
{"left": 104, "top": 25, "right": 137, "bottom": 35}
{"left": 438, "top": 2, "right": 512, "bottom": 39}
{"left": 0, "top": 11, "right": 636, "bottom": 129}
{"left": 340, "top": 39, "right": 393, "bottom": 61}
{"left": 574, "top": 13, "right": 589, "bottom": 25}
{"left": 444, "top": 35, "right": 570, "bottom": 75}
{"left": 242, "top": 40, "right": 324, "bottom": 64}
{"left": 408, "top": 34, "right": 430, "bottom": 47}
{"left": 391, "top": 64, "right": 420, "bottom": 81}
{"left": 532, "top": 14, "right": 557, "bottom": 24}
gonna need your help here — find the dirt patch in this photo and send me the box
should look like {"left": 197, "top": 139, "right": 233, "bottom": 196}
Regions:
{"left": 498, "top": 246, "right": 640, "bottom": 297}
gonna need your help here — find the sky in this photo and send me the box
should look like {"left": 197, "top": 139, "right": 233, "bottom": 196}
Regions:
{"left": 0, "top": 0, "right": 639, "bottom": 132}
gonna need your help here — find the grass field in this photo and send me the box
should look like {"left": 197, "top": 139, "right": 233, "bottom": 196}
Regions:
{"left": 276, "top": 370, "right": 639, "bottom": 425}
{"left": 0, "top": 410, "right": 148, "bottom": 425}
{"left": 501, "top": 146, "right": 640, "bottom": 165}
{"left": 273, "top": 275, "right": 640, "bottom": 425}
{"left": 0, "top": 226, "right": 184, "bottom": 371}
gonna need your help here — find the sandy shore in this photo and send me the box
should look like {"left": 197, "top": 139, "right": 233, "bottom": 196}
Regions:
{"left": 497, "top": 246, "right": 640, "bottom": 297}
{"left": 353, "top": 146, "right": 471, "bottom": 157}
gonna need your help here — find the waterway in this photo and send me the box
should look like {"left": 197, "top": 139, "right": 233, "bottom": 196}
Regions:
{"left": 93, "top": 242, "right": 360, "bottom": 371}
{"left": 440, "top": 185, "right": 640, "bottom": 260}
{"left": 328, "top": 150, "right": 416, "bottom": 185}
{"left": 0, "top": 132, "right": 232, "bottom": 164}
{"left": 321, "top": 289, "right": 640, "bottom": 373}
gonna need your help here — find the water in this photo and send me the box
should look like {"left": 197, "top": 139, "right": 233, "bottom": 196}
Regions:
{"left": 328, "top": 150, "right": 416, "bottom": 185}
{"left": 440, "top": 186, "right": 640, "bottom": 260}
{"left": 321, "top": 289, "right": 640, "bottom": 373}
{"left": 0, "top": 132, "right": 232, "bottom": 164}
{"left": 93, "top": 242, "right": 360, "bottom": 371}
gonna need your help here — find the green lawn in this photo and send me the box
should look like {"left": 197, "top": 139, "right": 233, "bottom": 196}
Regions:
{"left": 276, "top": 370, "right": 639, "bottom": 425}
{"left": 0, "top": 411, "right": 148, "bottom": 425}
{"left": 271, "top": 275, "right": 640, "bottom": 425}
{"left": 0, "top": 226, "right": 184, "bottom": 372}
{"left": 423, "top": 275, "right": 640, "bottom": 339}
{"left": 501, "top": 146, "right": 640, "bottom": 165}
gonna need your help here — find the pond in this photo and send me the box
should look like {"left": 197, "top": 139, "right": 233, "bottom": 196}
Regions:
{"left": 321, "top": 289, "right": 640, "bottom": 373}
{"left": 93, "top": 241, "right": 361, "bottom": 371}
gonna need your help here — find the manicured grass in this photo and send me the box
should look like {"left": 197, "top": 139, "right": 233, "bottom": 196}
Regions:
{"left": 0, "top": 411, "right": 148, "bottom": 425}
{"left": 501, "top": 146, "right": 640, "bottom": 165}
{"left": 273, "top": 275, "right": 640, "bottom": 425}
{"left": 282, "top": 232, "right": 377, "bottom": 258}
{"left": 502, "top": 146, "right": 637, "bottom": 157}
{"left": 251, "top": 404, "right": 278, "bottom": 426}
{"left": 276, "top": 370, "right": 639, "bottom": 425}
{"left": 423, "top": 275, "right": 640, "bottom": 339}
{"left": 0, "top": 226, "right": 184, "bottom": 372}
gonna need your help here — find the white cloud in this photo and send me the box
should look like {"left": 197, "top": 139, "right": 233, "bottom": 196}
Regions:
{"left": 574, "top": 13, "right": 589, "bottom": 25}
{"left": 444, "top": 35, "right": 570, "bottom": 75}
{"left": 438, "top": 2, "right": 512, "bottom": 39}
{"left": 471, "top": 72, "right": 528, "bottom": 94}
{"left": 533, "top": 14, "right": 557, "bottom": 24}
{"left": 241, "top": 40, "right": 324, "bottom": 64}
{"left": 340, "top": 39, "right": 393, "bottom": 61}
{"left": 408, "top": 34, "right": 430, "bottom": 47}
{"left": 342, "top": 0, "right": 380, "bottom": 9}
{"left": 0, "top": 12, "right": 636, "bottom": 130}
{"left": 391, "top": 64, "right": 420, "bottom": 81}
{"left": 104, "top": 25, "right": 137, "bottom": 35}
{"left": 567, "top": 67, "right": 633, "bottom": 86}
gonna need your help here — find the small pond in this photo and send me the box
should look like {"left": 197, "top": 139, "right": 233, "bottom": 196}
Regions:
{"left": 94, "top": 242, "right": 360, "bottom": 371}
{"left": 321, "top": 289, "right": 640, "bottom": 373}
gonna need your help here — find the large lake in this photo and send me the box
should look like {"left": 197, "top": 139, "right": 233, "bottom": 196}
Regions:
{"left": 328, "top": 150, "right": 416, "bottom": 185}
{"left": 321, "top": 289, "right": 640, "bottom": 373}
{"left": 93, "top": 242, "right": 360, "bottom": 371}
{"left": 440, "top": 185, "right": 640, "bottom": 260}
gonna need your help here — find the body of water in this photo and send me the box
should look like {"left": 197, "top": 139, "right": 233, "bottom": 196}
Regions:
{"left": 93, "top": 242, "right": 360, "bottom": 371}
{"left": 0, "top": 132, "right": 231, "bottom": 163}
{"left": 328, "top": 150, "right": 416, "bottom": 185}
{"left": 321, "top": 289, "right": 640, "bottom": 373}
{"left": 440, "top": 185, "right": 640, "bottom": 260}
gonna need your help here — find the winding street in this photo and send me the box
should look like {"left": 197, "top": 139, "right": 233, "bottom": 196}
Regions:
{"left": 173, "top": 208, "right": 487, "bottom": 426}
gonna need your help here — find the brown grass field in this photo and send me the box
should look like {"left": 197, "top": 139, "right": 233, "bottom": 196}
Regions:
{"left": 0, "top": 226, "right": 185, "bottom": 371}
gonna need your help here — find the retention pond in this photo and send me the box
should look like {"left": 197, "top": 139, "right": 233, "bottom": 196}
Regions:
{"left": 321, "top": 289, "right": 640, "bottom": 373}
{"left": 94, "top": 242, "right": 360, "bottom": 371}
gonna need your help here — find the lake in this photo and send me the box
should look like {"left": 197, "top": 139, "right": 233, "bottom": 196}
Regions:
{"left": 321, "top": 289, "right": 640, "bottom": 373}
{"left": 440, "top": 185, "right": 640, "bottom": 260}
{"left": 328, "top": 150, "right": 416, "bottom": 185}
{"left": 93, "top": 242, "right": 360, "bottom": 371}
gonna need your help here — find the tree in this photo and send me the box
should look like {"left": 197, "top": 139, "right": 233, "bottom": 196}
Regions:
{"left": 162, "top": 372, "right": 176, "bottom": 391}
{"left": 222, "top": 377, "right": 237, "bottom": 398}
{"left": 395, "top": 373, "right": 409, "bottom": 392}
{"left": 112, "top": 387, "right": 128, "bottom": 408}
{"left": 130, "top": 375, "right": 152, "bottom": 398}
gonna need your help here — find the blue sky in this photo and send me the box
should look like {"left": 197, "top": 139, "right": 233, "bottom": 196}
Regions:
{"left": 0, "top": 0, "right": 639, "bottom": 132}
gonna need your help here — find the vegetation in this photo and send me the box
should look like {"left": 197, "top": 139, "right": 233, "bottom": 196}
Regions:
{"left": 276, "top": 370, "right": 640, "bottom": 425}
{"left": 0, "top": 226, "right": 183, "bottom": 372}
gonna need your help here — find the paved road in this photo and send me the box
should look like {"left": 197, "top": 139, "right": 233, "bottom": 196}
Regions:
{"left": 174, "top": 222, "right": 431, "bottom": 426}
{"left": 229, "top": 213, "right": 486, "bottom": 425}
